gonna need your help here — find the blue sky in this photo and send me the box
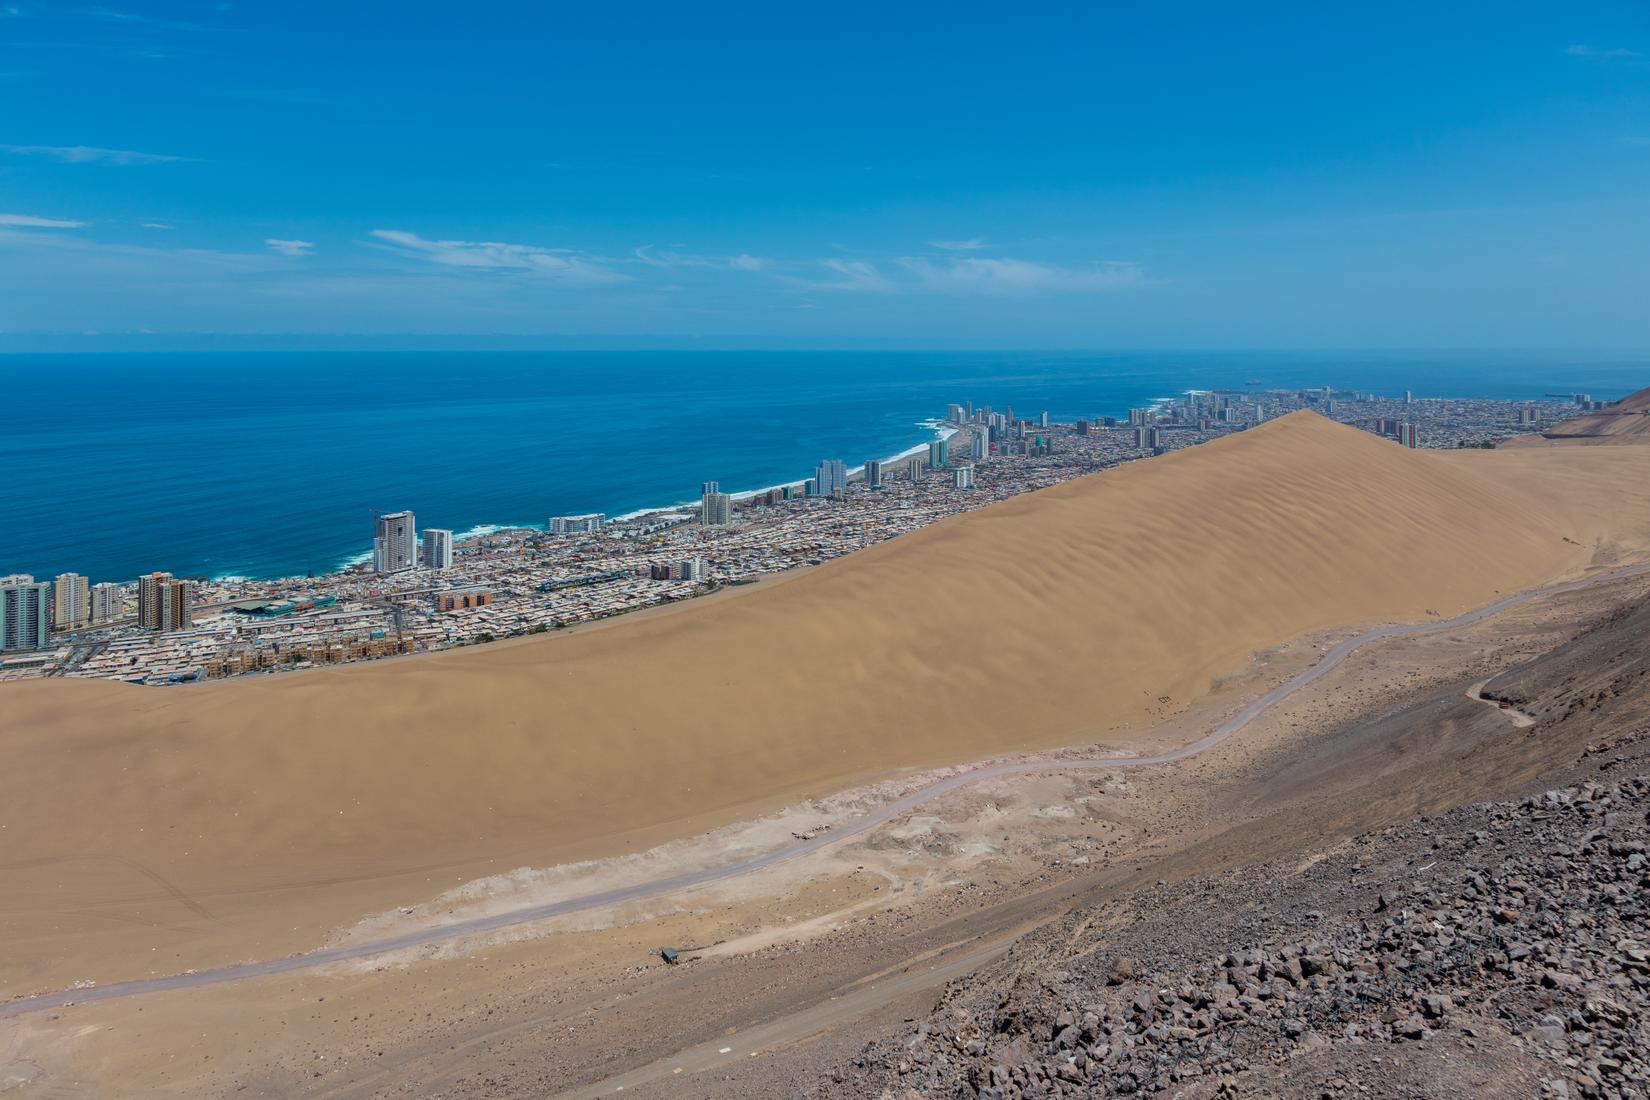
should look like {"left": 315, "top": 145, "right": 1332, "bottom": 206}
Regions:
{"left": 2, "top": 1, "right": 1648, "bottom": 347}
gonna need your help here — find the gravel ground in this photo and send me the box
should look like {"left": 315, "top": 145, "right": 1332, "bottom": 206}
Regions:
{"left": 828, "top": 596, "right": 1650, "bottom": 1100}
{"left": 831, "top": 769, "right": 1650, "bottom": 1099}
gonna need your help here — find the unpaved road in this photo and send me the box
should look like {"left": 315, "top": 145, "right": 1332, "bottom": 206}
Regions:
{"left": 4, "top": 561, "right": 1646, "bottom": 1022}
{"left": 1466, "top": 678, "right": 1537, "bottom": 727}
{"left": 545, "top": 929, "right": 1032, "bottom": 1099}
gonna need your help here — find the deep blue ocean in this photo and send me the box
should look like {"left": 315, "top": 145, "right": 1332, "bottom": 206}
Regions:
{"left": 3, "top": 349, "right": 1644, "bottom": 583}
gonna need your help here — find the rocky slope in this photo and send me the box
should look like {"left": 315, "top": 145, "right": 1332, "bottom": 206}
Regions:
{"left": 833, "top": 772, "right": 1649, "bottom": 1099}
{"left": 829, "top": 598, "right": 1650, "bottom": 1100}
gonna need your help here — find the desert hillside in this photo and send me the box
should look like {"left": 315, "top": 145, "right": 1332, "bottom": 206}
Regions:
{"left": 1539, "top": 382, "right": 1650, "bottom": 441}
{"left": 3, "top": 411, "right": 1648, "bottom": 989}
{"left": 833, "top": 592, "right": 1650, "bottom": 1099}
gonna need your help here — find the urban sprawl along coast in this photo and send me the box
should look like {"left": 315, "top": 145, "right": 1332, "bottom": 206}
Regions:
{"left": 0, "top": 387, "right": 1608, "bottom": 685}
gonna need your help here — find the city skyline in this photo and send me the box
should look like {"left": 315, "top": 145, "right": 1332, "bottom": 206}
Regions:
{"left": 3, "top": 2, "right": 1649, "bottom": 347}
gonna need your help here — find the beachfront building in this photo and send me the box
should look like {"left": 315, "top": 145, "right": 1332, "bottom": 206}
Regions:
{"left": 969, "top": 432, "right": 989, "bottom": 460}
{"left": 955, "top": 465, "right": 975, "bottom": 490}
{"left": 928, "top": 439, "right": 949, "bottom": 468}
{"left": 1, "top": 574, "right": 50, "bottom": 651}
{"left": 814, "top": 458, "right": 847, "bottom": 497}
{"left": 421, "top": 528, "right": 454, "bottom": 570}
{"left": 701, "top": 489, "right": 732, "bottom": 526}
{"left": 52, "top": 572, "right": 89, "bottom": 629}
{"left": 548, "top": 513, "right": 605, "bottom": 535}
{"left": 372, "top": 510, "right": 417, "bottom": 573}
{"left": 138, "top": 572, "right": 193, "bottom": 632}
{"left": 863, "top": 458, "right": 884, "bottom": 489}
{"left": 91, "top": 581, "right": 125, "bottom": 623}
{"left": 907, "top": 456, "right": 925, "bottom": 481}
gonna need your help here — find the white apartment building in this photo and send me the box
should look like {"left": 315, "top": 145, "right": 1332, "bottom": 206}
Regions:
{"left": 372, "top": 510, "right": 417, "bottom": 573}
{"left": 421, "top": 527, "right": 454, "bottom": 570}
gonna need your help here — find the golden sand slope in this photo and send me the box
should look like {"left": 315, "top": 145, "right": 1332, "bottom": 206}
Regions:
{"left": 3, "top": 411, "right": 1648, "bottom": 990}
{"left": 1537, "top": 383, "right": 1650, "bottom": 441}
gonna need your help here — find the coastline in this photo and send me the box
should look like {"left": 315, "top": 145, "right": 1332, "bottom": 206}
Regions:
{"left": 317, "top": 420, "right": 961, "bottom": 581}
{"left": 7, "top": 350, "right": 1645, "bottom": 586}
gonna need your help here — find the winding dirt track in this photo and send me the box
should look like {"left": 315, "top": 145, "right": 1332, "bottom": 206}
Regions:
{"left": 5, "top": 562, "right": 1646, "bottom": 1022}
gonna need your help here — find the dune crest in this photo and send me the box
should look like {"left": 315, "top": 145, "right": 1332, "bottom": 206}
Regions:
{"left": 3, "top": 410, "right": 1648, "bottom": 987}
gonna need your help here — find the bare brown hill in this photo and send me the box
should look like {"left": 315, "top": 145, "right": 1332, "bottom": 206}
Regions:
{"left": 2, "top": 411, "right": 1648, "bottom": 992}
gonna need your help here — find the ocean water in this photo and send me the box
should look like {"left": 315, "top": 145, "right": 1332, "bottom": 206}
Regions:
{"left": 3, "top": 349, "right": 1643, "bottom": 583}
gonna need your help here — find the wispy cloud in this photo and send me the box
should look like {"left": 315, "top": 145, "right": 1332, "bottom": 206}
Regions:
{"left": 219, "top": 87, "right": 340, "bottom": 107}
{"left": 371, "top": 228, "right": 629, "bottom": 283}
{"left": 632, "top": 244, "right": 770, "bottom": 271}
{"left": 786, "top": 254, "right": 1143, "bottom": 295}
{"left": 898, "top": 256, "right": 1144, "bottom": 295}
{"left": 265, "top": 238, "right": 314, "bottom": 256}
{"left": 930, "top": 237, "right": 989, "bottom": 251}
{"left": 0, "top": 212, "right": 86, "bottom": 228}
{"left": 1, "top": 143, "right": 193, "bottom": 165}
{"left": 810, "top": 258, "right": 897, "bottom": 293}
{"left": 141, "top": 221, "right": 174, "bottom": 229}
{"left": 1564, "top": 44, "right": 1645, "bottom": 62}
{"left": 80, "top": 5, "right": 226, "bottom": 32}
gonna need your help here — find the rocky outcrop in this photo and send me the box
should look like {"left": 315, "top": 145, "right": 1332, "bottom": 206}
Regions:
{"left": 832, "top": 771, "right": 1650, "bottom": 1099}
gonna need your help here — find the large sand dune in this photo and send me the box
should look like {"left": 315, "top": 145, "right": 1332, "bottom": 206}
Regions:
{"left": 3, "top": 411, "right": 1649, "bottom": 991}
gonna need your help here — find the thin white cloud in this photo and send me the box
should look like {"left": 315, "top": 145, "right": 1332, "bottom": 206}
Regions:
{"left": 264, "top": 238, "right": 314, "bottom": 256}
{"left": 0, "top": 144, "right": 193, "bottom": 165}
{"left": 631, "top": 244, "right": 670, "bottom": 267}
{"left": 0, "top": 225, "right": 284, "bottom": 274}
{"left": 814, "top": 258, "right": 896, "bottom": 293}
{"left": 372, "top": 228, "right": 629, "bottom": 283}
{"left": 897, "top": 256, "right": 1143, "bottom": 295}
{"left": 633, "top": 244, "right": 770, "bottom": 271}
{"left": 81, "top": 6, "right": 221, "bottom": 31}
{"left": 141, "top": 221, "right": 174, "bottom": 229}
{"left": 930, "top": 237, "right": 989, "bottom": 251}
{"left": 1564, "top": 44, "right": 1645, "bottom": 61}
{"left": 0, "top": 212, "right": 86, "bottom": 228}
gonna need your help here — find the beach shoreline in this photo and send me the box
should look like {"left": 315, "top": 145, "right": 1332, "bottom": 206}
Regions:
{"left": 320, "top": 421, "right": 962, "bottom": 580}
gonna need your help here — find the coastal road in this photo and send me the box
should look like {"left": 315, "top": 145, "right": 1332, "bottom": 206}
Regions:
{"left": 4, "top": 561, "right": 1648, "bottom": 1021}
